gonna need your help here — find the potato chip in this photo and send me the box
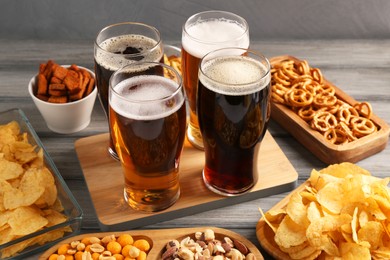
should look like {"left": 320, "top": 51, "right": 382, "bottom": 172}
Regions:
{"left": 289, "top": 246, "right": 321, "bottom": 260}
{"left": 319, "top": 162, "right": 370, "bottom": 177}
{"left": 307, "top": 201, "right": 322, "bottom": 223}
{"left": 358, "top": 221, "right": 384, "bottom": 249}
{"left": 0, "top": 159, "right": 23, "bottom": 180}
{"left": 286, "top": 192, "right": 309, "bottom": 226}
{"left": 339, "top": 242, "right": 371, "bottom": 260}
{"left": 317, "top": 181, "right": 344, "bottom": 214}
{"left": 275, "top": 216, "right": 307, "bottom": 248}
{"left": 8, "top": 206, "right": 48, "bottom": 236}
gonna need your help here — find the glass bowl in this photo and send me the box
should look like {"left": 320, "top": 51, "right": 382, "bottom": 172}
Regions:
{"left": 0, "top": 108, "right": 83, "bottom": 259}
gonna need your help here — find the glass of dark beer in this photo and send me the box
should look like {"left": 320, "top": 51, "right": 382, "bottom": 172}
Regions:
{"left": 182, "top": 11, "right": 249, "bottom": 150}
{"left": 109, "top": 62, "right": 187, "bottom": 212}
{"left": 94, "top": 22, "right": 163, "bottom": 160}
{"left": 198, "top": 48, "right": 271, "bottom": 196}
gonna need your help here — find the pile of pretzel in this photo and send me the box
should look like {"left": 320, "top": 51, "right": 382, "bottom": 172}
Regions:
{"left": 271, "top": 58, "right": 377, "bottom": 145}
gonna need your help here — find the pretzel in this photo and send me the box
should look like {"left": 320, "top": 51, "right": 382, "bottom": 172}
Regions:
{"left": 313, "top": 92, "right": 338, "bottom": 108}
{"left": 298, "top": 106, "right": 318, "bottom": 121}
{"left": 337, "top": 121, "right": 357, "bottom": 142}
{"left": 271, "top": 84, "right": 289, "bottom": 104}
{"left": 310, "top": 68, "right": 323, "bottom": 84}
{"left": 285, "top": 88, "right": 313, "bottom": 107}
{"left": 311, "top": 111, "right": 338, "bottom": 132}
{"left": 350, "top": 117, "right": 377, "bottom": 137}
{"left": 354, "top": 102, "right": 373, "bottom": 119}
{"left": 337, "top": 105, "right": 359, "bottom": 124}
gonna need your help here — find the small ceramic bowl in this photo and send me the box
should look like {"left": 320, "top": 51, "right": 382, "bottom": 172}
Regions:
{"left": 28, "top": 65, "right": 97, "bottom": 134}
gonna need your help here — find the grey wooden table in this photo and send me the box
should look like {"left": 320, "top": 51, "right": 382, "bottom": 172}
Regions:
{"left": 2, "top": 39, "right": 389, "bottom": 259}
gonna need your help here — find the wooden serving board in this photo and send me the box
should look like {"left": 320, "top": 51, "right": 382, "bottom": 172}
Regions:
{"left": 256, "top": 181, "right": 308, "bottom": 260}
{"left": 74, "top": 131, "right": 298, "bottom": 231}
{"left": 39, "top": 226, "right": 264, "bottom": 259}
{"left": 270, "top": 55, "right": 390, "bottom": 164}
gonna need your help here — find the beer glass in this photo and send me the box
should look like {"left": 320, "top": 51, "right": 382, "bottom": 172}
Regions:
{"left": 109, "top": 62, "right": 186, "bottom": 212}
{"left": 181, "top": 11, "right": 249, "bottom": 150}
{"left": 94, "top": 22, "right": 163, "bottom": 160}
{"left": 198, "top": 48, "right": 271, "bottom": 196}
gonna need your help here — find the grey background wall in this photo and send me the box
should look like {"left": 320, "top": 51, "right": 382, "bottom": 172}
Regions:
{"left": 2, "top": 0, "right": 390, "bottom": 41}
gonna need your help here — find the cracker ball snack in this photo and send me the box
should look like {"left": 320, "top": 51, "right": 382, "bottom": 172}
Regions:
{"left": 271, "top": 58, "right": 377, "bottom": 144}
{"left": 260, "top": 162, "right": 390, "bottom": 259}
{"left": 36, "top": 60, "right": 95, "bottom": 103}
{"left": 47, "top": 234, "right": 150, "bottom": 260}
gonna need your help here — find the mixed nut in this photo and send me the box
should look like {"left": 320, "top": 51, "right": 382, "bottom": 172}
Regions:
{"left": 161, "top": 229, "right": 256, "bottom": 260}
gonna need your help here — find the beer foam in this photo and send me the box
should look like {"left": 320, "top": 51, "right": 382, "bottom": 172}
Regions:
{"left": 95, "top": 34, "right": 162, "bottom": 71}
{"left": 110, "top": 75, "right": 184, "bottom": 120}
{"left": 199, "top": 56, "right": 270, "bottom": 96}
{"left": 182, "top": 19, "right": 249, "bottom": 58}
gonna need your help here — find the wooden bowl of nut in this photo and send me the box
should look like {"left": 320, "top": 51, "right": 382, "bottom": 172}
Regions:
{"left": 39, "top": 227, "right": 264, "bottom": 259}
{"left": 269, "top": 55, "right": 390, "bottom": 164}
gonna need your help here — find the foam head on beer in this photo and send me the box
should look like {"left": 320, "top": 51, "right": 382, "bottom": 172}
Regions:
{"left": 182, "top": 18, "right": 250, "bottom": 59}
{"left": 199, "top": 55, "right": 271, "bottom": 96}
{"left": 110, "top": 75, "right": 185, "bottom": 120}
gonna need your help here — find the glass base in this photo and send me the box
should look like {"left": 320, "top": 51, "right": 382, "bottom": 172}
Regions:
{"left": 123, "top": 188, "right": 180, "bottom": 212}
{"left": 186, "top": 125, "right": 204, "bottom": 150}
{"left": 108, "top": 147, "right": 120, "bottom": 161}
{"left": 202, "top": 170, "right": 254, "bottom": 196}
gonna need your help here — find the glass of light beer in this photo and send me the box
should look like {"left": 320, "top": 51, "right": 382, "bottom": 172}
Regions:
{"left": 181, "top": 11, "right": 250, "bottom": 150}
{"left": 109, "top": 62, "right": 187, "bottom": 212}
{"left": 198, "top": 48, "right": 271, "bottom": 196}
{"left": 94, "top": 22, "right": 163, "bottom": 160}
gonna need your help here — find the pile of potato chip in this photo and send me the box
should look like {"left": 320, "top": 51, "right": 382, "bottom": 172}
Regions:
{"left": 0, "top": 121, "right": 69, "bottom": 258}
{"left": 261, "top": 163, "right": 390, "bottom": 259}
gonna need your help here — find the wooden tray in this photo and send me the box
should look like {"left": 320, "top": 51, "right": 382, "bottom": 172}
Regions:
{"left": 270, "top": 55, "right": 390, "bottom": 164}
{"left": 39, "top": 226, "right": 264, "bottom": 259}
{"left": 256, "top": 181, "right": 308, "bottom": 260}
{"left": 74, "top": 131, "right": 298, "bottom": 231}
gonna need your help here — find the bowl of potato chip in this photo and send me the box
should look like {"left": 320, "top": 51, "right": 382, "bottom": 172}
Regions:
{"left": 257, "top": 162, "right": 390, "bottom": 259}
{"left": 28, "top": 60, "right": 97, "bottom": 134}
{"left": 0, "top": 108, "right": 83, "bottom": 259}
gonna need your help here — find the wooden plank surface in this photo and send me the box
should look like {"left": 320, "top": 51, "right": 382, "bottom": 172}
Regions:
{"left": 0, "top": 39, "right": 389, "bottom": 259}
{"left": 74, "top": 132, "right": 297, "bottom": 230}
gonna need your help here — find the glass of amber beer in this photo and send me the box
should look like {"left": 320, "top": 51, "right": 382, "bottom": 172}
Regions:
{"left": 94, "top": 22, "right": 163, "bottom": 160}
{"left": 181, "top": 11, "right": 249, "bottom": 150}
{"left": 198, "top": 48, "right": 271, "bottom": 196}
{"left": 109, "top": 62, "right": 186, "bottom": 212}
